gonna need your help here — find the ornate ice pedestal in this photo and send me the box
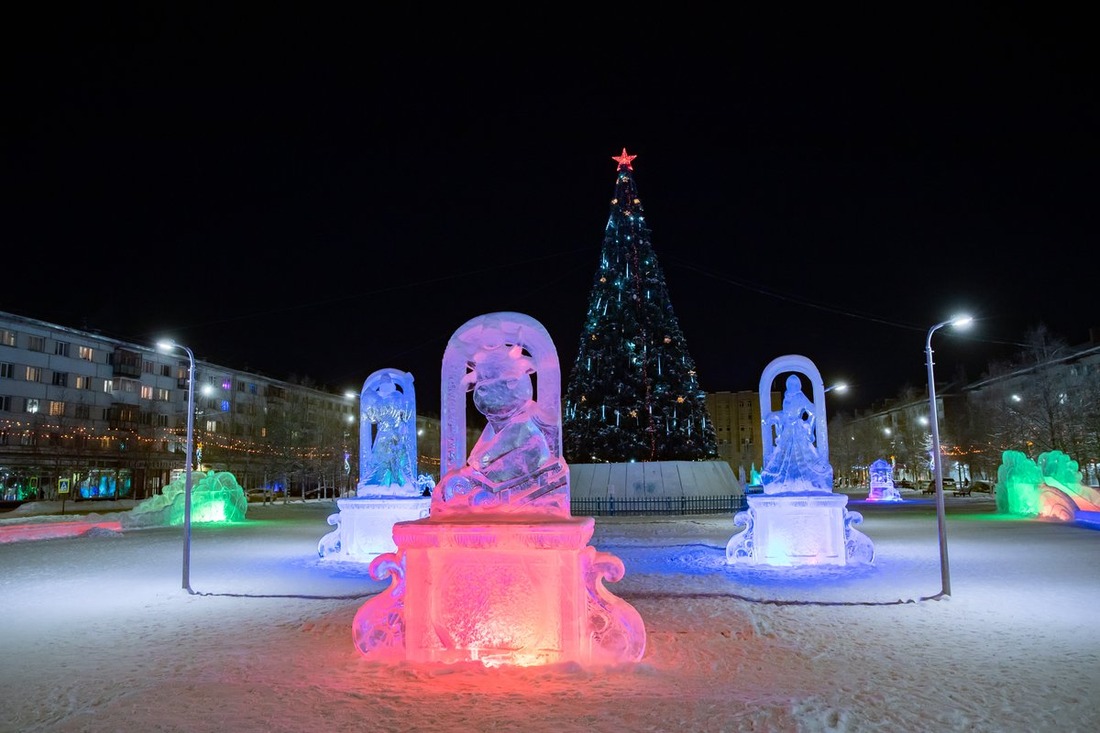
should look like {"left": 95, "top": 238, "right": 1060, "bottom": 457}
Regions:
{"left": 726, "top": 492, "right": 874, "bottom": 566}
{"left": 352, "top": 514, "right": 644, "bottom": 667}
{"left": 318, "top": 495, "right": 431, "bottom": 561}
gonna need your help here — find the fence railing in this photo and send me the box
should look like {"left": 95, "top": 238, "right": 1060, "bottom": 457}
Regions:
{"left": 570, "top": 494, "right": 747, "bottom": 517}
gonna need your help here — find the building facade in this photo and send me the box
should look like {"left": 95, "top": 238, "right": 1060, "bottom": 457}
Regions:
{"left": 0, "top": 310, "right": 449, "bottom": 502}
{"left": 705, "top": 390, "right": 769, "bottom": 481}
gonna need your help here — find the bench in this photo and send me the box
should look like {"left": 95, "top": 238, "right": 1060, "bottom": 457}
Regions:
{"left": 952, "top": 487, "right": 972, "bottom": 497}
{"left": 921, "top": 487, "right": 936, "bottom": 495}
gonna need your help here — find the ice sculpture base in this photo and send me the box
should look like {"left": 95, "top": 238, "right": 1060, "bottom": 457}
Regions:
{"left": 726, "top": 492, "right": 874, "bottom": 566}
{"left": 352, "top": 515, "right": 646, "bottom": 667}
{"left": 866, "top": 486, "right": 903, "bottom": 502}
{"left": 318, "top": 496, "right": 431, "bottom": 561}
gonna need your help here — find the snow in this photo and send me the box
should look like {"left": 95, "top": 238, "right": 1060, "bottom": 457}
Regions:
{"left": 2, "top": 491, "right": 1098, "bottom": 733}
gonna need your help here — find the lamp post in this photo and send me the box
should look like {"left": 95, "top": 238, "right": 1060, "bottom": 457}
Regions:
{"left": 823, "top": 382, "right": 848, "bottom": 485}
{"left": 925, "top": 315, "right": 973, "bottom": 598}
{"left": 156, "top": 339, "right": 196, "bottom": 594}
{"left": 344, "top": 390, "right": 359, "bottom": 498}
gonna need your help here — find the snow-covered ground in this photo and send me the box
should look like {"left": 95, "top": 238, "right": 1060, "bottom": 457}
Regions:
{"left": 1, "top": 491, "right": 1097, "bottom": 733}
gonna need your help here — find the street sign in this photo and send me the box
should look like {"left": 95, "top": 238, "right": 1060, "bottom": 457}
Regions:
{"left": 58, "top": 478, "right": 70, "bottom": 494}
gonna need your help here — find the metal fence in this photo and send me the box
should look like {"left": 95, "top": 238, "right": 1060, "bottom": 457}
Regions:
{"left": 570, "top": 494, "right": 747, "bottom": 517}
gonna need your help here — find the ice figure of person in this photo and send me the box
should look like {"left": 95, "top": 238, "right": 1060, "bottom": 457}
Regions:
{"left": 434, "top": 313, "right": 569, "bottom": 516}
{"left": 358, "top": 369, "right": 418, "bottom": 496}
{"left": 760, "top": 374, "right": 834, "bottom": 492}
{"left": 464, "top": 344, "right": 551, "bottom": 483}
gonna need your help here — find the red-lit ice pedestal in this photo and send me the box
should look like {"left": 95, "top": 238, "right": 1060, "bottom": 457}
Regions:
{"left": 726, "top": 355, "right": 874, "bottom": 567}
{"left": 355, "top": 514, "right": 642, "bottom": 666}
{"left": 351, "top": 312, "right": 646, "bottom": 667}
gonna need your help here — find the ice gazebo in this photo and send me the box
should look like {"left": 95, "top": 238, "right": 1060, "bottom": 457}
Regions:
{"left": 867, "top": 457, "right": 902, "bottom": 502}
{"left": 351, "top": 312, "right": 646, "bottom": 667}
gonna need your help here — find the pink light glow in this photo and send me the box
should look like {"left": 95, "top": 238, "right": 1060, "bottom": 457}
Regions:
{"left": 0, "top": 518, "right": 122, "bottom": 543}
{"left": 353, "top": 515, "right": 644, "bottom": 667}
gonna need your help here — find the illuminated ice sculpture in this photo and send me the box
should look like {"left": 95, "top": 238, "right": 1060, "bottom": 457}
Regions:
{"left": 726, "top": 354, "right": 874, "bottom": 566}
{"left": 352, "top": 312, "right": 646, "bottom": 667}
{"left": 318, "top": 368, "right": 432, "bottom": 561}
{"left": 996, "top": 449, "right": 1100, "bottom": 521}
{"left": 120, "top": 471, "right": 248, "bottom": 529}
{"left": 867, "top": 458, "right": 902, "bottom": 502}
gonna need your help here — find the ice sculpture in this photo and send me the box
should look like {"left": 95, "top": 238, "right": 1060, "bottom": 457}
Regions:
{"left": 867, "top": 458, "right": 902, "bottom": 502}
{"left": 120, "top": 471, "right": 248, "bottom": 529}
{"left": 726, "top": 355, "right": 874, "bottom": 566}
{"left": 996, "top": 449, "right": 1100, "bottom": 521}
{"left": 352, "top": 312, "right": 646, "bottom": 667}
{"left": 318, "top": 369, "right": 432, "bottom": 561}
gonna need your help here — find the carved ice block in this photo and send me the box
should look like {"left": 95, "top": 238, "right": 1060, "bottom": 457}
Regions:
{"left": 404, "top": 516, "right": 587, "bottom": 665}
{"left": 752, "top": 494, "right": 847, "bottom": 564}
{"left": 318, "top": 496, "right": 431, "bottom": 560}
{"left": 354, "top": 514, "right": 645, "bottom": 667}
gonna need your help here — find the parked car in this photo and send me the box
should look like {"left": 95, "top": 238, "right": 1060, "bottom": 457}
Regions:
{"left": 921, "top": 478, "right": 956, "bottom": 494}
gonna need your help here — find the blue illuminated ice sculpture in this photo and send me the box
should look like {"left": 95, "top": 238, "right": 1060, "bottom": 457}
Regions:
{"left": 726, "top": 354, "right": 874, "bottom": 566}
{"left": 318, "top": 368, "right": 432, "bottom": 561}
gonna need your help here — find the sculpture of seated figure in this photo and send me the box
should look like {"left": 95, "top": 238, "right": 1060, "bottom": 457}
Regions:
{"left": 466, "top": 346, "right": 550, "bottom": 483}
{"left": 434, "top": 314, "right": 569, "bottom": 516}
{"left": 760, "top": 373, "right": 834, "bottom": 493}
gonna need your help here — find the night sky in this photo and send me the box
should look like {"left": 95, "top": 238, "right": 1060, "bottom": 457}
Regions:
{"left": 5, "top": 9, "right": 1096, "bottom": 415}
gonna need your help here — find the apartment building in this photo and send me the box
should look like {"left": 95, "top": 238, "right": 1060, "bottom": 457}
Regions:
{"left": 0, "top": 310, "right": 448, "bottom": 502}
{"left": 705, "top": 389, "right": 776, "bottom": 481}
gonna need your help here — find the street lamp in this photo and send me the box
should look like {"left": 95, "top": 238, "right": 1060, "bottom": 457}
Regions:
{"left": 156, "top": 339, "right": 196, "bottom": 594}
{"left": 344, "top": 390, "right": 359, "bottom": 498}
{"left": 822, "top": 382, "right": 848, "bottom": 484}
{"left": 925, "top": 314, "right": 973, "bottom": 598}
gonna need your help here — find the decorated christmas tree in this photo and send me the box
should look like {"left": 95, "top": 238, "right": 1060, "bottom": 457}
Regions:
{"left": 563, "top": 149, "right": 718, "bottom": 464}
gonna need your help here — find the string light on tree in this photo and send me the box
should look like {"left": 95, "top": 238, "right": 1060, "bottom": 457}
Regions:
{"left": 563, "top": 149, "right": 718, "bottom": 464}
